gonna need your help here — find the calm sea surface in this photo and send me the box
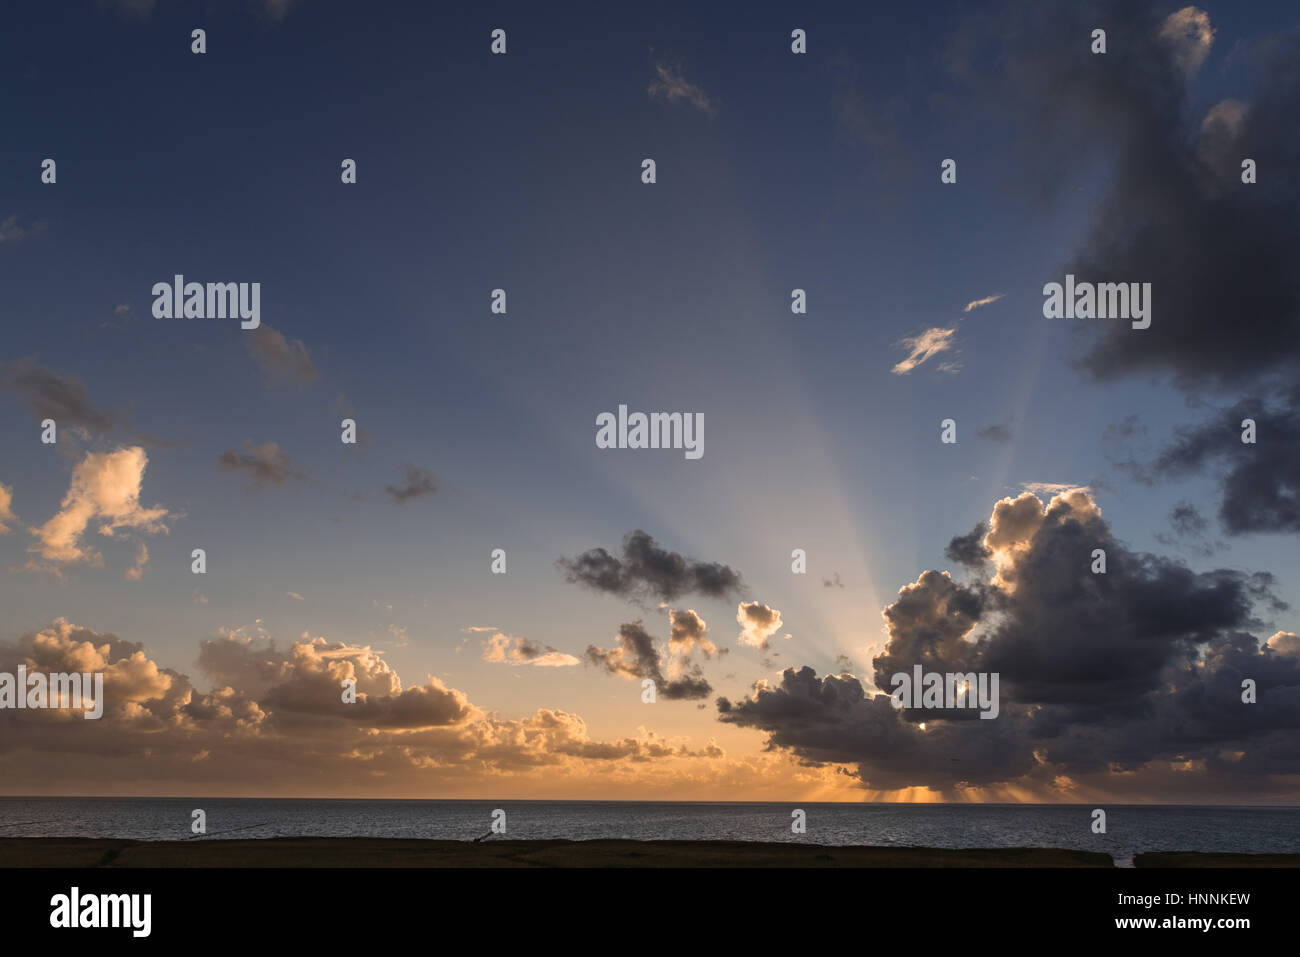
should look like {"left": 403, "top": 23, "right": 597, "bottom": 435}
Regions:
{"left": 3, "top": 799, "right": 1299, "bottom": 865}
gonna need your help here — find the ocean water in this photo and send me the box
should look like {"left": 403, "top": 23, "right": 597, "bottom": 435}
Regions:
{"left": 2, "top": 798, "right": 1299, "bottom": 864}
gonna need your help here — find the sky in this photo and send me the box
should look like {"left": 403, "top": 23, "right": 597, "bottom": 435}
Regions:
{"left": 0, "top": 0, "right": 1298, "bottom": 803}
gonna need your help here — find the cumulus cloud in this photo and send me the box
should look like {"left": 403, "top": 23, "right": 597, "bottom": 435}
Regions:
{"left": 558, "top": 529, "right": 744, "bottom": 604}
{"left": 245, "top": 325, "right": 319, "bottom": 386}
{"left": 483, "top": 633, "right": 579, "bottom": 668}
{"left": 0, "top": 618, "right": 754, "bottom": 797}
{"left": 719, "top": 489, "right": 1300, "bottom": 798}
{"left": 736, "top": 602, "right": 784, "bottom": 650}
{"left": 586, "top": 619, "right": 712, "bottom": 700}
{"left": 27, "top": 447, "right": 173, "bottom": 576}
{"left": 217, "top": 441, "right": 305, "bottom": 490}
{"left": 667, "top": 609, "right": 718, "bottom": 658}
{"left": 647, "top": 61, "right": 716, "bottom": 116}
{"left": 384, "top": 465, "right": 437, "bottom": 504}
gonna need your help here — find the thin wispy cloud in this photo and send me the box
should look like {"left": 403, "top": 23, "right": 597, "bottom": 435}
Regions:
{"left": 891, "top": 326, "right": 957, "bottom": 374}
{"left": 647, "top": 61, "right": 716, "bottom": 117}
{"left": 963, "top": 293, "right": 1004, "bottom": 313}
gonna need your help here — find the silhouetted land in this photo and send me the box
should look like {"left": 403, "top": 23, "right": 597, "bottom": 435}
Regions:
{"left": 1134, "top": 850, "right": 1300, "bottom": 867}
{"left": 4, "top": 837, "right": 1295, "bottom": 867}
{"left": 0, "top": 837, "right": 1112, "bottom": 867}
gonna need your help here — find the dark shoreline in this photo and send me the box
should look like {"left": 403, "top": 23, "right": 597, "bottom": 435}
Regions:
{"left": 1, "top": 837, "right": 1295, "bottom": 868}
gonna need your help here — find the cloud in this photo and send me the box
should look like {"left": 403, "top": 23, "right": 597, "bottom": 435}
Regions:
{"left": 963, "top": 293, "right": 1004, "bottom": 313}
{"left": 647, "top": 61, "right": 716, "bottom": 116}
{"left": 217, "top": 441, "right": 305, "bottom": 490}
{"left": 736, "top": 602, "right": 784, "bottom": 650}
{"left": 27, "top": 447, "right": 173, "bottom": 575}
{"left": 483, "top": 633, "right": 579, "bottom": 668}
{"left": 891, "top": 326, "right": 956, "bottom": 374}
{"left": 2, "top": 359, "right": 171, "bottom": 447}
{"left": 823, "top": 572, "right": 845, "bottom": 589}
{"left": 667, "top": 609, "right": 718, "bottom": 658}
{"left": 286, "top": 592, "right": 304, "bottom": 601}
{"left": 3, "top": 360, "right": 115, "bottom": 435}
{"left": 586, "top": 619, "right": 712, "bottom": 700}
{"left": 0, "top": 482, "right": 16, "bottom": 534}
{"left": 0, "top": 214, "right": 34, "bottom": 244}
{"left": 718, "top": 488, "right": 1298, "bottom": 798}
{"left": 557, "top": 529, "right": 744, "bottom": 603}
{"left": 977, "top": 424, "right": 1013, "bottom": 443}
{"left": 384, "top": 465, "right": 437, "bottom": 504}
{"left": 125, "top": 542, "right": 148, "bottom": 581}
{"left": 1018, "top": 482, "right": 1090, "bottom": 497}
{"left": 1132, "top": 392, "right": 1300, "bottom": 535}
{"left": 0, "top": 618, "right": 759, "bottom": 796}
{"left": 245, "top": 325, "right": 319, "bottom": 386}
{"left": 959, "top": 2, "right": 1300, "bottom": 394}
{"left": 1159, "top": 6, "right": 1215, "bottom": 75}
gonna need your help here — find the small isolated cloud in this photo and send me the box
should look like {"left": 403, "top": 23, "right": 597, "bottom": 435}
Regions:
{"left": 464, "top": 626, "right": 498, "bottom": 633}
{"left": 192, "top": 589, "right": 208, "bottom": 604}
{"left": 978, "top": 423, "right": 1013, "bottom": 443}
{"left": 892, "top": 327, "right": 956, "bottom": 374}
{"left": 287, "top": 592, "right": 304, "bottom": 601}
{"left": 385, "top": 465, "right": 437, "bottom": 504}
{"left": 823, "top": 572, "right": 845, "bottom": 589}
{"left": 647, "top": 61, "right": 716, "bottom": 116}
{"left": 217, "top": 441, "right": 305, "bottom": 491}
{"left": 736, "top": 601, "right": 784, "bottom": 650}
{"left": 0, "top": 482, "right": 16, "bottom": 534}
{"left": 483, "top": 633, "right": 579, "bottom": 668}
{"left": 963, "top": 293, "right": 1004, "bottom": 313}
{"left": 1159, "top": 6, "right": 1214, "bottom": 75}
{"left": 558, "top": 529, "right": 744, "bottom": 604}
{"left": 585, "top": 620, "right": 711, "bottom": 699}
{"left": 245, "top": 325, "right": 319, "bottom": 386}
{"left": 3, "top": 359, "right": 115, "bottom": 435}
{"left": 0, "top": 214, "right": 32, "bottom": 244}
{"left": 667, "top": 609, "right": 719, "bottom": 658}
{"left": 125, "top": 542, "right": 148, "bottom": 581}
{"left": 27, "top": 446, "right": 173, "bottom": 576}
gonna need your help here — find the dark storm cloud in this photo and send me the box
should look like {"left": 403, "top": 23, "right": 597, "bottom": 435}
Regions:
{"left": 944, "top": 522, "right": 991, "bottom": 568}
{"left": 977, "top": 424, "right": 1012, "bottom": 443}
{"left": 1141, "top": 394, "right": 1300, "bottom": 535}
{"left": 953, "top": 0, "right": 1300, "bottom": 386}
{"left": 585, "top": 620, "right": 712, "bottom": 700}
{"left": 952, "top": 0, "right": 1300, "bottom": 538}
{"left": 384, "top": 464, "right": 437, "bottom": 504}
{"left": 717, "top": 490, "right": 1299, "bottom": 796}
{"left": 557, "top": 529, "right": 744, "bottom": 603}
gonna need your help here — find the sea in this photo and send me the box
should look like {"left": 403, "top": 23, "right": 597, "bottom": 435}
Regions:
{"left": 3, "top": 798, "right": 1299, "bottom": 866}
